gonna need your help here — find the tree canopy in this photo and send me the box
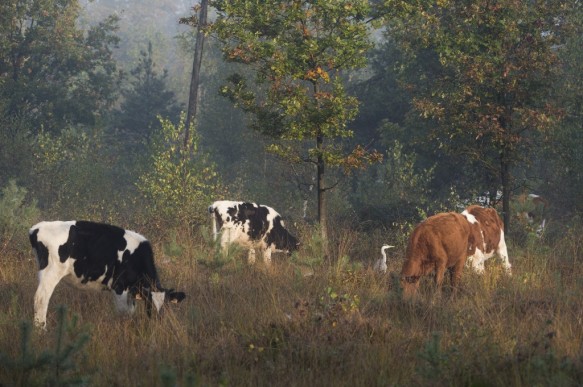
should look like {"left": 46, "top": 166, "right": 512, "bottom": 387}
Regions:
{"left": 0, "top": 0, "right": 121, "bottom": 133}
{"left": 381, "top": 0, "right": 580, "bottom": 230}
{"left": 113, "top": 41, "right": 182, "bottom": 147}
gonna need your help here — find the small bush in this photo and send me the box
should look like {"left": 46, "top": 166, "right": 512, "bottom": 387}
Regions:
{"left": 138, "top": 114, "right": 223, "bottom": 231}
{"left": 0, "top": 180, "right": 39, "bottom": 257}
{"left": 0, "top": 306, "right": 91, "bottom": 386}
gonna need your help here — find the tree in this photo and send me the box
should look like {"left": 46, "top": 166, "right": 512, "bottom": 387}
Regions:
{"left": 181, "top": 0, "right": 209, "bottom": 150}
{"left": 541, "top": 4, "right": 583, "bottom": 217}
{"left": 138, "top": 114, "right": 222, "bottom": 228}
{"left": 352, "top": 141, "right": 436, "bottom": 227}
{"left": 382, "top": 0, "right": 580, "bottom": 232}
{"left": 0, "top": 0, "right": 121, "bottom": 133}
{"left": 204, "top": 0, "right": 381, "bottom": 249}
{"left": 351, "top": 36, "right": 411, "bottom": 148}
{"left": 113, "top": 41, "right": 182, "bottom": 147}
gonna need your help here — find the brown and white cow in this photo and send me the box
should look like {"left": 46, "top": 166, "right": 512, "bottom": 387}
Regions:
{"left": 400, "top": 212, "right": 475, "bottom": 299}
{"left": 461, "top": 205, "right": 511, "bottom": 274}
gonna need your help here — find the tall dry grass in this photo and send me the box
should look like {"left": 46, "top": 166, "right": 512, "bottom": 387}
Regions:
{"left": 1, "top": 224, "right": 582, "bottom": 386}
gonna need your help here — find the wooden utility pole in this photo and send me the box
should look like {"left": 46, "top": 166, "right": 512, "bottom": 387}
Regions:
{"left": 184, "top": 0, "right": 208, "bottom": 150}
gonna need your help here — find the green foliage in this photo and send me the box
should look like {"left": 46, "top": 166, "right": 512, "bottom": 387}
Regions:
{"left": 206, "top": 0, "right": 382, "bottom": 231}
{"left": 403, "top": 0, "right": 569, "bottom": 147}
{"left": 114, "top": 41, "right": 182, "bottom": 146}
{"left": 31, "top": 125, "right": 128, "bottom": 219}
{"left": 159, "top": 365, "right": 197, "bottom": 387}
{"left": 0, "top": 116, "right": 35, "bottom": 186}
{"left": 352, "top": 140, "right": 435, "bottom": 226}
{"left": 211, "top": 0, "right": 376, "bottom": 160}
{"left": 0, "top": 0, "right": 121, "bottom": 133}
{"left": 382, "top": 0, "right": 582, "bottom": 228}
{"left": 541, "top": 6, "right": 583, "bottom": 216}
{"left": 162, "top": 230, "right": 185, "bottom": 258}
{"left": 416, "top": 332, "right": 457, "bottom": 385}
{"left": 48, "top": 307, "right": 91, "bottom": 386}
{"left": 82, "top": 0, "right": 193, "bottom": 101}
{"left": 0, "top": 322, "right": 52, "bottom": 387}
{"left": 0, "top": 180, "right": 39, "bottom": 256}
{"left": 351, "top": 37, "right": 411, "bottom": 148}
{"left": 0, "top": 306, "right": 91, "bottom": 386}
{"left": 316, "top": 285, "right": 361, "bottom": 328}
{"left": 195, "top": 229, "right": 240, "bottom": 270}
{"left": 138, "top": 114, "right": 222, "bottom": 228}
{"left": 295, "top": 224, "right": 326, "bottom": 267}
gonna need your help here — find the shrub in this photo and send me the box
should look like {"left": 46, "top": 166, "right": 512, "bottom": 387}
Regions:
{"left": 138, "top": 114, "right": 223, "bottom": 231}
{"left": 0, "top": 306, "right": 91, "bottom": 386}
{"left": 0, "top": 180, "right": 39, "bottom": 257}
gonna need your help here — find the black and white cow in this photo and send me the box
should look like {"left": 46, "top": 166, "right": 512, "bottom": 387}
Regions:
{"left": 208, "top": 200, "right": 300, "bottom": 265}
{"left": 29, "top": 220, "right": 186, "bottom": 329}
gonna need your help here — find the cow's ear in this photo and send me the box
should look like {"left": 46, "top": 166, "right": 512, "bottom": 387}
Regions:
{"left": 167, "top": 291, "right": 186, "bottom": 303}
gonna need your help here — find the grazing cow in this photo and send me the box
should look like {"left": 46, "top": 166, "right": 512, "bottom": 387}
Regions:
{"left": 208, "top": 200, "right": 300, "bottom": 265}
{"left": 462, "top": 205, "right": 511, "bottom": 274}
{"left": 400, "top": 212, "right": 474, "bottom": 299}
{"left": 29, "top": 221, "right": 186, "bottom": 329}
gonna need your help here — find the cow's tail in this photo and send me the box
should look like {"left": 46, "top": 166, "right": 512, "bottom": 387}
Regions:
{"left": 208, "top": 204, "right": 218, "bottom": 241}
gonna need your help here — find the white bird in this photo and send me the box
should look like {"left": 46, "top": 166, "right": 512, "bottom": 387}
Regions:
{"left": 373, "top": 244, "right": 395, "bottom": 273}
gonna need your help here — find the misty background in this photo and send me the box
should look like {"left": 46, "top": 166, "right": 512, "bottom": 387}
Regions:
{"left": 1, "top": 0, "right": 582, "bottom": 250}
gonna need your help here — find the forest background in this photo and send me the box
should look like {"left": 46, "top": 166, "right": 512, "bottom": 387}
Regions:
{"left": 1, "top": 0, "right": 582, "bottom": 238}
{"left": 1, "top": 0, "right": 583, "bottom": 386}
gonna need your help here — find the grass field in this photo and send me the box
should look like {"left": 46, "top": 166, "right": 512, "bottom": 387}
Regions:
{"left": 1, "top": 224, "right": 582, "bottom": 386}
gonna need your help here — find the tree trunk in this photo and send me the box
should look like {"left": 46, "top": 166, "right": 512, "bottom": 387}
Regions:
{"left": 313, "top": 81, "right": 329, "bottom": 258}
{"left": 501, "top": 154, "right": 511, "bottom": 235}
{"left": 316, "top": 133, "right": 329, "bottom": 258}
{"left": 184, "top": 0, "right": 208, "bottom": 150}
{"left": 500, "top": 101, "right": 514, "bottom": 235}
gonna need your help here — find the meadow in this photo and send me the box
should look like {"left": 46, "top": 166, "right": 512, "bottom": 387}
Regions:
{"left": 1, "top": 223, "right": 582, "bottom": 386}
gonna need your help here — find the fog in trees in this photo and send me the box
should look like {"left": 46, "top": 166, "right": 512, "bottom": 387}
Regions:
{"left": 1, "top": 0, "right": 582, "bottom": 241}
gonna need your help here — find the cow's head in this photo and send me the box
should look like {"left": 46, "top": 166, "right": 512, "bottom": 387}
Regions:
{"left": 268, "top": 217, "right": 300, "bottom": 254}
{"left": 138, "top": 287, "right": 186, "bottom": 317}
{"left": 400, "top": 275, "right": 420, "bottom": 301}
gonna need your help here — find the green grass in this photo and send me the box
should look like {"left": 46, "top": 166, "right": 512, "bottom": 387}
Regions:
{"left": 1, "top": 225, "right": 582, "bottom": 386}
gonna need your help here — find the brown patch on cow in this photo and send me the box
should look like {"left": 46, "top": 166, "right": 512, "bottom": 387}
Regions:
{"left": 464, "top": 205, "right": 503, "bottom": 254}
{"left": 400, "top": 212, "right": 472, "bottom": 300}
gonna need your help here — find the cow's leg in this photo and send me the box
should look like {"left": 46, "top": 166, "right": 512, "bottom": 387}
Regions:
{"left": 472, "top": 252, "right": 486, "bottom": 274}
{"left": 497, "top": 232, "right": 512, "bottom": 275}
{"left": 211, "top": 213, "right": 218, "bottom": 241}
{"left": 220, "top": 230, "right": 231, "bottom": 256}
{"left": 113, "top": 290, "right": 136, "bottom": 315}
{"left": 34, "top": 265, "right": 68, "bottom": 329}
{"left": 434, "top": 260, "right": 447, "bottom": 292}
{"left": 262, "top": 248, "right": 272, "bottom": 266}
{"left": 450, "top": 257, "right": 466, "bottom": 293}
{"left": 467, "top": 248, "right": 486, "bottom": 274}
{"left": 433, "top": 244, "right": 451, "bottom": 294}
{"left": 248, "top": 248, "right": 256, "bottom": 264}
